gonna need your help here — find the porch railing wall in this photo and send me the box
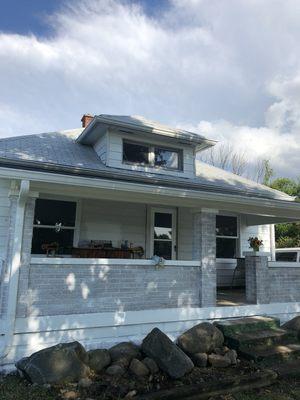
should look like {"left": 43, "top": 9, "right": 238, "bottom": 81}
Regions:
{"left": 19, "top": 259, "right": 201, "bottom": 317}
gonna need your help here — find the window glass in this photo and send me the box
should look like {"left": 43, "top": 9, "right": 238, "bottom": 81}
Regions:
{"left": 216, "top": 215, "right": 237, "bottom": 237}
{"left": 154, "top": 147, "right": 179, "bottom": 169}
{"left": 216, "top": 238, "right": 237, "bottom": 259}
{"left": 32, "top": 199, "right": 77, "bottom": 255}
{"left": 31, "top": 228, "right": 74, "bottom": 255}
{"left": 276, "top": 252, "right": 297, "bottom": 262}
{"left": 154, "top": 212, "right": 172, "bottom": 239}
{"left": 153, "top": 212, "right": 173, "bottom": 259}
{"left": 34, "top": 199, "right": 76, "bottom": 226}
{"left": 154, "top": 241, "right": 172, "bottom": 260}
{"left": 123, "top": 142, "right": 149, "bottom": 165}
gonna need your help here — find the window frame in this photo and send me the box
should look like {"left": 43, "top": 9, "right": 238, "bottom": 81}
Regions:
{"left": 122, "top": 139, "right": 183, "bottom": 171}
{"left": 31, "top": 196, "right": 81, "bottom": 256}
{"left": 216, "top": 214, "right": 240, "bottom": 260}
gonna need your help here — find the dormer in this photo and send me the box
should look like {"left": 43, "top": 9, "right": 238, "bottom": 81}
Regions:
{"left": 77, "top": 115, "right": 217, "bottom": 178}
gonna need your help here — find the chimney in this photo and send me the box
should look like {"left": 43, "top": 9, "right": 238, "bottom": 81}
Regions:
{"left": 81, "top": 114, "right": 94, "bottom": 128}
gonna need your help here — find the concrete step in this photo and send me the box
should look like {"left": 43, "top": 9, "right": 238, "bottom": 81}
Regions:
{"left": 224, "top": 328, "right": 298, "bottom": 350}
{"left": 239, "top": 343, "right": 300, "bottom": 363}
{"left": 215, "top": 316, "right": 280, "bottom": 336}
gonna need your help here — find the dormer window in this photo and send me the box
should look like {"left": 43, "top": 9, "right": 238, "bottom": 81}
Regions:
{"left": 123, "top": 140, "right": 182, "bottom": 171}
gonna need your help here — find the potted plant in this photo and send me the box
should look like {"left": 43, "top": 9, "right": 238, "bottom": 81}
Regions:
{"left": 248, "top": 236, "right": 263, "bottom": 252}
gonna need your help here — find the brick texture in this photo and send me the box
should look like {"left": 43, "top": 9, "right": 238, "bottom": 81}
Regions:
{"left": 193, "top": 211, "right": 217, "bottom": 307}
{"left": 24, "top": 263, "right": 201, "bottom": 316}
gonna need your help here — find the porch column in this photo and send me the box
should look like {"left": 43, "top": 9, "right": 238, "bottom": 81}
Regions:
{"left": 244, "top": 252, "right": 270, "bottom": 304}
{"left": 3, "top": 181, "right": 38, "bottom": 320}
{"left": 192, "top": 208, "right": 218, "bottom": 307}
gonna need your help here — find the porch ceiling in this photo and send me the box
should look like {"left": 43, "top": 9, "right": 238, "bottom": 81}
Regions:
{"left": 26, "top": 176, "right": 300, "bottom": 224}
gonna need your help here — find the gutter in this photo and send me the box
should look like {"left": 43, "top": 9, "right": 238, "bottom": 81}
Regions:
{"left": 0, "top": 157, "right": 294, "bottom": 203}
{"left": 0, "top": 180, "right": 30, "bottom": 363}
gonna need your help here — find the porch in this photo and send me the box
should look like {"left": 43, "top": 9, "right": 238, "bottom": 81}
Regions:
{"left": 6, "top": 181, "right": 300, "bottom": 319}
{"left": 2, "top": 177, "right": 300, "bottom": 367}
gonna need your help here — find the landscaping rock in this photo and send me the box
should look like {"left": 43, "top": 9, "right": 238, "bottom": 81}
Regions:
{"left": 142, "top": 357, "right": 159, "bottom": 374}
{"left": 109, "top": 342, "right": 141, "bottom": 363}
{"left": 78, "top": 377, "right": 93, "bottom": 388}
{"left": 142, "top": 328, "right": 194, "bottom": 379}
{"left": 283, "top": 316, "right": 300, "bottom": 334}
{"left": 113, "top": 356, "right": 131, "bottom": 368}
{"left": 177, "top": 322, "right": 224, "bottom": 355}
{"left": 87, "top": 349, "right": 111, "bottom": 373}
{"left": 225, "top": 349, "right": 238, "bottom": 365}
{"left": 106, "top": 365, "right": 126, "bottom": 376}
{"left": 129, "top": 358, "right": 150, "bottom": 377}
{"left": 208, "top": 354, "right": 231, "bottom": 368}
{"left": 192, "top": 353, "right": 208, "bottom": 368}
{"left": 15, "top": 341, "right": 90, "bottom": 385}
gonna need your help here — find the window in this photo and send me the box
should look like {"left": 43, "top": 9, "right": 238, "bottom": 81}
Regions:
{"left": 276, "top": 252, "right": 297, "bottom": 262}
{"left": 216, "top": 215, "right": 238, "bottom": 259}
{"left": 31, "top": 199, "right": 77, "bottom": 255}
{"left": 123, "top": 140, "right": 182, "bottom": 170}
{"left": 154, "top": 147, "right": 179, "bottom": 169}
{"left": 152, "top": 210, "right": 176, "bottom": 259}
{"left": 123, "top": 142, "right": 150, "bottom": 165}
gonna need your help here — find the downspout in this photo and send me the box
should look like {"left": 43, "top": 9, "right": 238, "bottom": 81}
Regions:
{"left": 0, "top": 180, "right": 30, "bottom": 362}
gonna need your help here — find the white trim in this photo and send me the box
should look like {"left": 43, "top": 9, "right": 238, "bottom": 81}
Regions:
{"left": 30, "top": 257, "right": 200, "bottom": 267}
{"left": 1, "top": 180, "right": 30, "bottom": 358}
{"left": 243, "top": 251, "right": 271, "bottom": 257}
{"left": 13, "top": 301, "right": 300, "bottom": 334}
{"left": 0, "top": 167, "right": 298, "bottom": 214}
{"left": 269, "top": 261, "right": 300, "bottom": 268}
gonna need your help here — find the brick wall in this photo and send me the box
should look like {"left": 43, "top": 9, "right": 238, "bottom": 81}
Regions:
{"left": 269, "top": 267, "right": 300, "bottom": 303}
{"left": 24, "top": 262, "right": 201, "bottom": 316}
{"left": 245, "top": 254, "right": 300, "bottom": 304}
{"left": 193, "top": 211, "right": 217, "bottom": 307}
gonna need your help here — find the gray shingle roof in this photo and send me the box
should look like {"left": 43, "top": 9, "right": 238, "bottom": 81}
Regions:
{"left": 0, "top": 128, "right": 293, "bottom": 202}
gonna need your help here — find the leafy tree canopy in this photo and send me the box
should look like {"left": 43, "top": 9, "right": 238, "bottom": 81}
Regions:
{"left": 270, "top": 178, "right": 300, "bottom": 198}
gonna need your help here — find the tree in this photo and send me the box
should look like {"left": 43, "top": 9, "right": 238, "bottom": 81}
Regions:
{"left": 269, "top": 177, "right": 300, "bottom": 248}
{"left": 200, "top": 143, "right": 271, "bottom": 183}
{"left": 270, "top": 178, "right": 300, "bottom": 198}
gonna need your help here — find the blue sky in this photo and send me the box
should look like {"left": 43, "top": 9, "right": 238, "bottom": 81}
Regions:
{"left": 0, "top": 0, "right": 299, "bottom": 178}
{"left": 0, "top": 0, "right": 166, "bottom": 36}
{"left": 0, "top": 0, "right": 61, "bottom": 36}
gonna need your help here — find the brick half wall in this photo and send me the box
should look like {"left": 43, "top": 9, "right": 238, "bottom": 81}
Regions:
{"left": 23, "top": 261, "right": 201, "bottom": 317}
{"left": 269, "top": 267, "right": 300, "bottom": 303}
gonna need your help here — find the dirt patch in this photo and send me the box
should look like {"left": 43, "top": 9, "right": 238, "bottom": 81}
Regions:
{"left": 0, "top": 360, "right": 284, "bottom": 400}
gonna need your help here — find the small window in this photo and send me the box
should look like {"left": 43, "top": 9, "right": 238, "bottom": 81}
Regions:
{"left": 31, "top": 199, "right": 77, "bottom": 255}
{"left": 276, "top": 252, "right": 297, "bottom": 262}
{"left": 154, "top": 147, "right": 180, "bottom": 169}
{"left": 216, "top": 215, "right": 238, "bottom": 259}
{"left": 123, "top": 140, "right": 182, "bottom": 171}
{"left": 123, "top": 142, "right": 149, "bottom": 165}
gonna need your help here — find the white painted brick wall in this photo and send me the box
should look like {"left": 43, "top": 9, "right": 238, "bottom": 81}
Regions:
{"left": 24, "top": 263, "right": 201, "bottom": 316}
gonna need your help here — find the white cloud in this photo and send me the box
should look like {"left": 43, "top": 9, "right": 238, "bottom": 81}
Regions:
{"left": 0, "top": 0, "right": 299, "bottom": 178}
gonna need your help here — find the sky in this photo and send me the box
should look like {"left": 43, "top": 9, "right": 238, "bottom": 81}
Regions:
{"left": 0, "top": 0, "right": 299, "bottom": 178}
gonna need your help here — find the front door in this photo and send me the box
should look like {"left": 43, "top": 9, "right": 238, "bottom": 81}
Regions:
{"left": 150, "top": 208, "right": 177, "bottom": 260}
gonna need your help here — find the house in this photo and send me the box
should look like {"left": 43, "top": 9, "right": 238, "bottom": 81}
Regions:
{"left": 0, "top": 113, "right": 300, "bottom": 370}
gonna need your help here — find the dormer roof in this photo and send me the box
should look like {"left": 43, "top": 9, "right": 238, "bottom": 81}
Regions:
{"left": 77, "top": 114, "right": 217, "bottom": 151}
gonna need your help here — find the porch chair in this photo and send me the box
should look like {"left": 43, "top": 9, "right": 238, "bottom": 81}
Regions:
{"left": 231, "top": 257, "right": 246, "bottom": 288}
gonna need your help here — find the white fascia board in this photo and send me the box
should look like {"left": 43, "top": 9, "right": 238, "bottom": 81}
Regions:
{"left": 1, "top": 166, "right": 300, "bottom": 216}
{"left": 78, "top": 116, "right": 217, "bottom": 148}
